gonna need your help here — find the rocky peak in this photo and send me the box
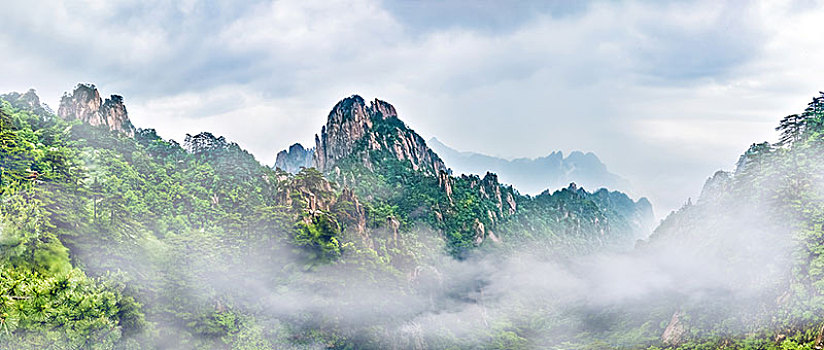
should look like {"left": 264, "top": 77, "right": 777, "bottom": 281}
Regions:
{"left": 275, "top": 143, "right": 315, "bottom": 173}
{"left": 481, "top": 172, "right": 518, "bottom": 217}
{"left": 58, "top": 83, "right": 135, "bottom": 137}
{"left": 459, "top": 172, "right": 518, "bottom": 224}
{"left": 19, "top": 89, "right": 41, "bottom": 106}
{"left": 0, "top": 89, "right": 54, "bottom": 116}
{"left": 313, "top": 95, "right": 446, "bottom": 175}
{"left": 371, "top": 98, "right": 398, "bottom": 119}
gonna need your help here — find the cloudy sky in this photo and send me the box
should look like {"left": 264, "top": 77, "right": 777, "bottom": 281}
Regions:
{"left": 2, "top": 0, "right": 824, "bottom": 217}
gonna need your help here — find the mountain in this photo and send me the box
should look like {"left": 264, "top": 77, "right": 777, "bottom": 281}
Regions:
{"left": 428, "top": 137, "right": 631, "bottom": 194}
{"left": 0, "top": 87, "right": 653, "bottom": 349}
{"left": 304, "top": 95, "right": 653, "bottom": 253}
{"left": 275, "top": 96, "right": 448, "bottom": 176}
{"left": 560, "top": 92, "right": 824, "bottom": 348}
{"left": 58, "top": 83, "right": 135, "bottom": 136}
{"left": 7, "top": 84, "right": 824, "bottom": 349}
{"left": 0, "top": 88, "right": 54, "bottom": 116}
{"left": 274, "top": 143, "right": 314, "bottom": 173}
{"left": 313, "top": 95, "right": 446, "bottom": 175}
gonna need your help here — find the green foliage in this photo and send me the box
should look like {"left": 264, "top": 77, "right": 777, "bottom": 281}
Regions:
{"left": 0, "top": 266, "right": 137, "bottom": 349}
{"left": 1, "top": 96, "right": 405, "bottom": 348}
{"left": 293, "top": 213, "right": 344, "bottom": 263}
{"left": 10, "top": 87, "right": 816, "bottom": 350}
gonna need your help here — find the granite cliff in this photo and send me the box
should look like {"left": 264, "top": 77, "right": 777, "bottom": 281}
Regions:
{"left": 312, "top": 95, "right": 446, "bottom": 175}
{"left": 58, "top": 83, "right": 135, "bottom": 136}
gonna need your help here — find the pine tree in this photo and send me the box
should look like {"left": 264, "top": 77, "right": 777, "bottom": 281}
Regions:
{"left": 776, "top": 114, "right": 805, "bottom": 146}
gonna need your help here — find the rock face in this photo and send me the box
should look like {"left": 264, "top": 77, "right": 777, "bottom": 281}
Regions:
{"left": 457, "top": 172, "right": 519, "bottom": 245}
{"left": 58, "top": 84, "right": 135, "bottom": 136}
{"left": 314, "top": 95, "right": 446, "bottom": 175}
{"left": 661, "top": 310, "right": 687, "bottom": 346}
{"left": 275, "top": 143, "right": 314, "bottom": 173}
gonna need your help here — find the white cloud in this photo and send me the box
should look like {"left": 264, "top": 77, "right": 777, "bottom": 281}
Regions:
{"left": 128, "top": 85, "right": 328, "bottom": 164}
{"left": 218, "top": 0, "right": 402, "bottom": 65}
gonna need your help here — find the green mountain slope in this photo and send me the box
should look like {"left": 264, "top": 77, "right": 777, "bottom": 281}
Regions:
{"left": 632, "top": 92, "right": 824, "bottom": 349}
{"left": 292, "top": 95, "right": 654, "bottom": 256}
{"left": 0, "top": 85, "right": 650, "bottom": 349}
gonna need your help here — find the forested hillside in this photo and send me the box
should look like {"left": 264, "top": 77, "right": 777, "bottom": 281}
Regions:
{"left": 530, "top": 92, "right": 824, "bottom": 350}
{"left": 632, "top": 92, "right": 824, "bottom": 349}
{"left": 7, "top": 84, "right": 824, "bottom": 350}
{"left": 11, "top": 84, "right": 824, "bottom": 350}
{"left": 0, "top": 85, "right": 652, "bottom": 349}
{"left": 3, "top": 0, "right": 823, "bottom": 348}
{"left": 10, "top": 83, "right": 824, "bottom": 350}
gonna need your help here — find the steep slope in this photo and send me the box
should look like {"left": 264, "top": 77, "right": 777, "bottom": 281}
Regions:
{"left": 309, "top": 95, "right": 653, "bottom": 255}
{"left": 0, "top": 92, "right": 143, "bottom": 347}
{"left": 58, "top": 83, "right": 135, "bottom": 136}
{"left": 313, "top": 95, "right": 446, "bottom": 175}
{"left": 429, "top": 137, "right": 631, "bottom": 194}
{"left": 0, "top": 88, "right": 382, "bottom": 348}
{"left": 1, "top": 86, "right": 655, "bottom": 349}
{"left": 612, "top": 92, "right": 824, "bottom": 349}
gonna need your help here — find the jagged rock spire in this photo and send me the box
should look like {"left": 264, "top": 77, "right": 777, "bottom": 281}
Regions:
{"left": 58, "top": 83, "right": 135, "bottom": 137}
{"left": 313, "top": 95, "right": 446, "bottom": 175}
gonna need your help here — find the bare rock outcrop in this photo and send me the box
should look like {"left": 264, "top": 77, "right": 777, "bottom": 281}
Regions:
{"left": 472, "top": 219, "right": 486, "bottom": 245}
{"left": 662, "top": 310, "right": 687, "bottom": 346}
{"left": 337, "top": 188, "right": 367, "bottom": 235}
{"left": 438, "top": 170, "right": 454, "bottom": 203}
{"left": 313, "top": 95, "right": 446, "bottom": 175}
{"left": 58, "top": 83, "right": 135, "bottom": 136}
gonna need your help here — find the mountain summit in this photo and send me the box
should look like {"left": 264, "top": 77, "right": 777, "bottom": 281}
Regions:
{"left": 58, "top": 83, "right": 135, "bottom": 137}
{"left": 276, "top": 94, "right": 653, "bottom": 251}
{"left": 312, "top": 95, "right": 446, "bottom": 175}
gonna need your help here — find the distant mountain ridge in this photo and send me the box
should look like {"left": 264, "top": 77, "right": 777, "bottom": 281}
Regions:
{"left": 427, "top": 137, "right": 630, "bottom": 195}
{"left": 275, "top": 143, "right": 313, "bottom": 173}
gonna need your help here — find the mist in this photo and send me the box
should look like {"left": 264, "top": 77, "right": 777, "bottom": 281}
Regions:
{"left": 69, "top": 161, "right": 798, "bottom": 350}
{"left": 5, "top": 84, "right": 824, "bottom": 350}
